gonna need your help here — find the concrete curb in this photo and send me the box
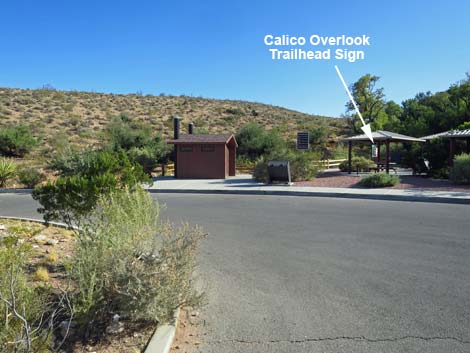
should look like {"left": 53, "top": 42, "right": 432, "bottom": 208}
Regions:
{"left": 147, "top": 188, "right": 470, "bottom": 205}
{"left": 144, "top": 308, "right": 180, "bottom": 353}
{"left": 1, "top": 186, "right": 469, "bottom": 205}
{"left": 0, "top": 215, "right": 76, "bottom": 229}
{"left": 0, "top": 188, "right": 33, "bottom": 194}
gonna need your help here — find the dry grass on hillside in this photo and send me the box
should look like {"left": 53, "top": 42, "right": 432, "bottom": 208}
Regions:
{"left": 0, "top": 87, "right": 348, "bottom": 156}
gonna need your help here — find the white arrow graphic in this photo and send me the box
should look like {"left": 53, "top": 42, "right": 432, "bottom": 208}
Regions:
{"left": 334, "top": 65, "right": 374, "bottom": 143}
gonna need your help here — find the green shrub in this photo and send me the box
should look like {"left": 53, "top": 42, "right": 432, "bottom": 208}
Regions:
{"left": 0, "top": 158, "right": 17, "bottom": 187}
{"left": 451, "top": 153, "right": 470, "bottom": 184}
{"left": 358, "top": 173, "right": 400, "bottom": 188}
{"left": 253, "top": 150, "right": 320, "bottom": 182}
{"left": 34, "top": 149, "right": 150, "bottom": 226}
{"left": 32, "top": 173, "right": 117, "bottom": 226}
{"left": 71, "top": 188, "right": 205, "bottom": 332}
{"left": 339, "top": 156, "right": 375, "bottom": 172}
{"left": 0, "top": 125, "right": 37, "bottom": 157}
{"left": 105, "top": 117, "right": 170, "bottom": 173}
{"left": 18, "top": 167, "right": 46, "bottom": 188}
{"left": 236, "top": 123, "right": 285, "bottom": 160}
{"left": 128, "top": 147, "right": 161, "bottom": 174}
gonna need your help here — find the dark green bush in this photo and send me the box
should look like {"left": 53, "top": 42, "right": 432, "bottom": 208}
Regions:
{"left": 339, "top": 156, "right": 375, "bottom": 172}
{"left": 0, "top": 125, "right": 38, "bottom": 157}
{"left": 236, "top": 123, "right": 285, "bottom": 160}
{"left": 451, "top": 153, "right": 470, "bottom": 184}
{"left": 358, "top": 173, "right": 400, "bottom": 188}
{"left": 106, "top": 116, "right": 154, "bottom": 151}
{"left": 18, "top": 167, "right": 46, "bottom": 188}
{"left": 34, "top": 150, "right": 150, "bottom": 226}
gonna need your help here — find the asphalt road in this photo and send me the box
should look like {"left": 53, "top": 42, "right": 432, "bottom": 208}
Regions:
{"left": 0, "top": 193, "right": 469, "bottom": 353}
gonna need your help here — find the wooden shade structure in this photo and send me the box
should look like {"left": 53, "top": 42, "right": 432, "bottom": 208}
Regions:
{"left": 421, "top": 129, "right": 470, "bottom": 166}
{"left": 342, "top": 130, "right": 425, "bottom": 174}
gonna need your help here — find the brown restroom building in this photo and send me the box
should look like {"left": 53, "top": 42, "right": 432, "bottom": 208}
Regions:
{"left": 168, "top": 133, "right": 238, "bottom": 179}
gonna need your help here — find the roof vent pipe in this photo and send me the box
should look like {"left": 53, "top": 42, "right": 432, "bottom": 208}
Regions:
{"left": 173, "top": 116, "right": 181, "bottom": 140}
{"left": 188, "top": 122, "right": 194, "bottom": 134}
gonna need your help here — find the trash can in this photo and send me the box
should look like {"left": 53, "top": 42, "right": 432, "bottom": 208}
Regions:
{"left": 267, "top": 160, "right": 292, "bottom": 184}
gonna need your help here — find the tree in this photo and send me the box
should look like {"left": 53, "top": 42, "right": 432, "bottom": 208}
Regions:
{"left": 347, "top": 74, "right": 387, "bottom": 131}
{"left": 236, "top": 123, "right": 285, "bottom": 160}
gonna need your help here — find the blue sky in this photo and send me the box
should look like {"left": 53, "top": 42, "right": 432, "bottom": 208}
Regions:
{"left": 1, "top": 0, "right": 469, "bottom": 117}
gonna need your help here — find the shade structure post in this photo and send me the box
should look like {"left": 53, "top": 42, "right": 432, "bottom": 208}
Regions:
{"left": 386, "top": 140, "right": 390, "bottom": 174}
{"left": 449, "top": 138, "right": 456, "bottom": 167}
{"left": 466, "top": 138, "right": 470, "bottom": 154}
{"left": 348, "top": 141, "right": 352, "bottom": 174}
{"left": 377, "top": 141, "right": 381, "bottom": 165}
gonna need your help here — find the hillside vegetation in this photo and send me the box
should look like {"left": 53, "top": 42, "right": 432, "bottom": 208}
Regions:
{"left": 0, "top": 87, "right": 346, "bottom": 158}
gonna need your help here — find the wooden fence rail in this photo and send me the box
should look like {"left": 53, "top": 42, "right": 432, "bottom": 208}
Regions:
{"left": 156, "top": 159, "right": 347, "bottom": 176}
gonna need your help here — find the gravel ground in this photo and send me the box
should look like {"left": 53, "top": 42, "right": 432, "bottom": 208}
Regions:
{"left": 296, "top": 172, "right": 470, "bottom": 192}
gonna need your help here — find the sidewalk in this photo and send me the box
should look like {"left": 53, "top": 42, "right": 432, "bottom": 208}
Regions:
{"left": 146, "top": 175, "right": 470, "bottom": 204}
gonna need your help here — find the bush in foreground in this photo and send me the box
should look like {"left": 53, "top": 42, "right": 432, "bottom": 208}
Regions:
{"left": 451, "top": 153, "right": 470, "bottom": 184}
{"left": 71, "top": 188, "right": 205, "bottom": 332}
{"left": 358, "top": 173, "right": 400, "bottom": 188}
{"left": 0, "top": 237, "right": 65, "bottom": 353}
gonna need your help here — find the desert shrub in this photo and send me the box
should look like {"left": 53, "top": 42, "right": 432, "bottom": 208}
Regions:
{"left": 106, "top": 116, "right": 154, "bottom": 150}
{"left": 451, "top": 153, "right": 470, "bottom": 184}
{"left": 253, "top": 158, "right": 269, "bottom": 183}
{"left": 34, "top": 150, "right": 149, "bottom": 226}
{"left": 0, "top": 158, "right": 17, "bottom": 187}
{"left": 358, "top": 173, "right": 400, "bottom": 188}
{"left": 32, "top": 173, "right": 117, "bottom": 227}
{"left": 70, "top": 188, "right": 205, "bottom": 332}
{"left": 48, "top": 149, "right": 148, "bottom": 184}
{"left": 0, "top": 238, "right": 54, "bottom": 353}
{"left": 253, "top": 150, "right": 320, "bottom": 182}
{"left": 0, "top": 125, "right": 37, "bottom": 157}
{"left": 105, "top": 117, "right": 170, "bottom": 173}
{"left": 34, "top": 266, "right": 50, "bottom": 282}
{"left": 339, "top": 156, "right": 375, "bottom": 172}
{"left": 236, "top": 123, "right": 285, "bottom": 160}
{"left": 18, "top": 167, "right": 46, "bottom": 188}
{"left": 127, "top": 145, "right": 170, "bottom": 174}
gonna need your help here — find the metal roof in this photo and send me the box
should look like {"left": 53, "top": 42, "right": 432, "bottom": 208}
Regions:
{"left": 168, "top": 134, "right": 238, "bottom": 146}
{"left": 421, "top": 129, "right": 470, "bottom": 140}
{"left": 342, "top": 130, "right": 425, "bottom": 143}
